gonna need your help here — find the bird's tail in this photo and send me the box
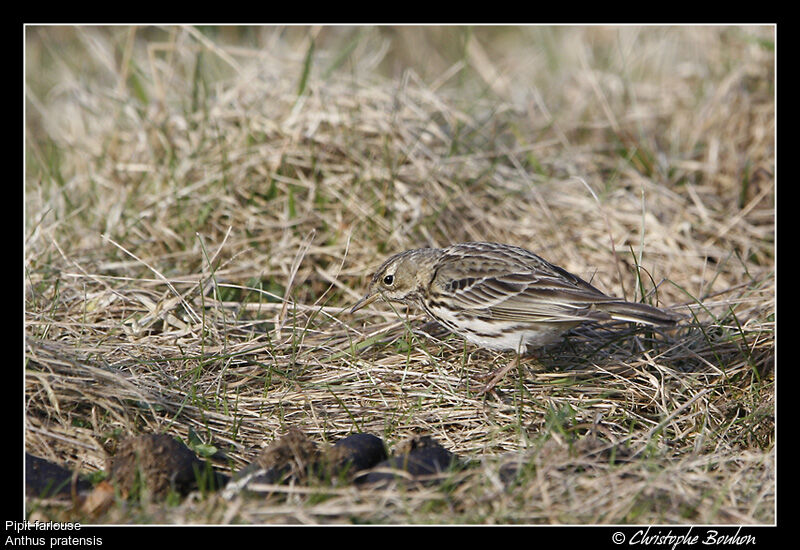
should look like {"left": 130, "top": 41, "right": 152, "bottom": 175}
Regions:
{"left": 601, "top": 300, "right": 682, "bottom": 326}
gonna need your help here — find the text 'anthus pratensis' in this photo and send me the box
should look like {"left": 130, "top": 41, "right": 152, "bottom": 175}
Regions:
{"left": 351, "top": 242, "right": 680, "bottom": 393}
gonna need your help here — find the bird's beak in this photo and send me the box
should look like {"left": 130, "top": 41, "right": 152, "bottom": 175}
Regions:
{"left": 350, "top": 291, "right": 380, "bottom": 314}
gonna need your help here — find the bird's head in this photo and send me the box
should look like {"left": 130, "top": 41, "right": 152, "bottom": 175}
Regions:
{"left": 350, "top": 249, "right": 435, "bottom": 313}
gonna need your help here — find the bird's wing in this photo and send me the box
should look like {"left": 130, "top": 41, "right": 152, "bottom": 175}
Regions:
{"left": 440, "top": 271, "right": 618, "bottom": 323}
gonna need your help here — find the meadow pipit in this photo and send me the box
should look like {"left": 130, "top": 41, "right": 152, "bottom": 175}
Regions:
{"left": 351, "top": 242, "right": 680, "bottom": 393}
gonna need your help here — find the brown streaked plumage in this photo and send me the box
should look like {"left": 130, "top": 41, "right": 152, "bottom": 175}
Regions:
{"left": 351, "top": 242, "right": 680, "bottom": 391}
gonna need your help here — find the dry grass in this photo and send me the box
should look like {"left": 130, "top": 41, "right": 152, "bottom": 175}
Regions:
{"left": 25, "top": 25, "right": 774, "bottom": 524}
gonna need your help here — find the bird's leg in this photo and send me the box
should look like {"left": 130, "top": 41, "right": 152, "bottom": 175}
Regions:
{"left": 476, "top": 345, "right": 540, "bottom": 395}
{"left": 476, "top": 359, "right": 518, "bottom": 395}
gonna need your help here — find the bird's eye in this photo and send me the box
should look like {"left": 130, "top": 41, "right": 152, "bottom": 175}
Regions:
{"left": 383, "top": 274, "right": 394, "bottom": 286}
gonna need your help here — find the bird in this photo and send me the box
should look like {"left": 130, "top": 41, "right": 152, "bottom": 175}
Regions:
{"left": 350, "top": 241, "right": 680, "bottom": 393}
